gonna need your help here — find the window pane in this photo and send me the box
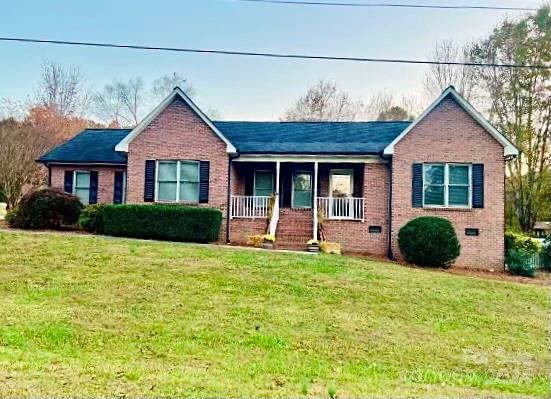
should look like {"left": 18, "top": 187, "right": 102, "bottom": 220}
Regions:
{"left": 75, "top": 172, "right": 90, "bottom": 188}
{"left": 424, "top": 165, "right": 444, "bottom": 185}
{"left": 293, "top": 173, "right": 311, "bottom": 190}
{"left": 449, "top": 165, "right": 469, "bottom": 185}
{"left": 331, "top": 172, "right": 352, "bottom": 197}
{"left": 424, "top": 185, "right": 444, "bottom": 206}
{"left": 255, "top": 171, "right": 273, "bottom": 192}
{"left": 449, "top": 186, "right": 469, "bottom": 206}
{"left": 180, "top": 182, "right": 199, "bottom": 202}
{"left": 180, "top": 162, "right": 198, "bottom": 182}
{"left": 158, "top": 182, "right": 177, "bottom": 201}
{"left": 158, "top": 162, "right": 177, "bottom": 181}
{"left": 255, "top": 188, "right": 272, "bottom": 197}
{"left": 75, "top": 188, "right": 89, "bottom": 205}
{"left": 293, "top": 191, "right": 311, "bottom": 208}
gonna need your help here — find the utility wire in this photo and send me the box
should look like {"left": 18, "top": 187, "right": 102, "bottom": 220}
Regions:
{"left": 0, "top": 36, "right": 549, "bottom": 69}
{"left": 228, "top": 0, "right": 537, "bottom": 11}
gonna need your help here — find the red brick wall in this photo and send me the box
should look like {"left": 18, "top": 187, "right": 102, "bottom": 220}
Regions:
{"left": 50, "top": 165, "right": 126, "bottom": 204}
{"left": 323, "top": 163, "right": 389, "bottom": 255}
{"left": 126, "top": 97, "right": 229, "bottom": 241}
{"left": 229, "top": 218, "right": 266, "bottom": 245}
{"left": 391, "top": 97, "right": 505, "bottom": 269}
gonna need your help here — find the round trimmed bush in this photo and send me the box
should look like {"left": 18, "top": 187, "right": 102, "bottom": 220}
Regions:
{"left": 398, "top": 216, "right": 461, "bottom": 267}
{"left": 7, "top": 188, "right": 83, "bottom": 229}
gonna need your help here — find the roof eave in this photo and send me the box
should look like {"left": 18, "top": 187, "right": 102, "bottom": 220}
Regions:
{"left": 38, "top": 160, "right": 127, "bottom": 166}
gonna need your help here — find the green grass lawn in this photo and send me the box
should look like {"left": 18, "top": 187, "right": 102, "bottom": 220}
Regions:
{"left": 0, "top": 232, "right": 548, "bottom": 398}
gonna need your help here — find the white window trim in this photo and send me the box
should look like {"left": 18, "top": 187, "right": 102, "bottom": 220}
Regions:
{"left": 329, "top": 169, "right": 354, "bottom": 198}
{"left": 73, "top": 170, "right": 91, "bottom": 205}
{"left": 253, "top": 170, "right": 274, "bottom": 197}
{"left": 422, "top": 163, "right": 472, "bottom": 209}
{"left": 154, "top": 160, "right": 200, "bottom": 204}
{"left": 291, "top": 170, "right": 313, "bottom": 209}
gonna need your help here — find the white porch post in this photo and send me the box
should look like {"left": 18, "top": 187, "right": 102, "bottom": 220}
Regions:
{"left": 275, "top": 161, "right": 280, "bottom": 196}
{"left": 268, "top": 161, "right": 281, "bottom": 236}
{"left": 313, "top": 161, "right": 319, "bottom": 241}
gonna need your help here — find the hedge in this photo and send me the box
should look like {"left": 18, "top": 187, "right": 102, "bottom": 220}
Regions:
{"left": 102, "top": 204, "right": 222, "bottom": 243}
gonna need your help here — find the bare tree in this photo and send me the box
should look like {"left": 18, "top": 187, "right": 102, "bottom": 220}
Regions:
{"left": 117, "top": 78, "right": 145, "bottom": 126}
{"left": 152, "top": 72, "right": 196, "bottom": 101}
{"left": 281, "top": 79, "right": 365, "bottom": 121}
{"left": 0, "top": 119, "right": 51, "bottom": 209}
{"left": 34, "top": 61, "right": 89, "bottom": 116}
{"left": 423, "top": 40, "right": 476, "bottom": 101}
{"left": 92, "top": 83, "right": 125, "bottom": 126}
{"left": 93, "top": 78, "right": 146, "bottom": 127}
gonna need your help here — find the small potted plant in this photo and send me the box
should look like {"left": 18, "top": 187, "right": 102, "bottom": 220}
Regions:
{"left": 307, "top": 239, "right": 320, "bottom": 252}
{"left": 262, "top": 234, "right": 276, "bottom": 250}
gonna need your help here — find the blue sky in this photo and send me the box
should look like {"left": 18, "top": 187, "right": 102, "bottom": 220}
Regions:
{"left": 0, "top": 0, "right": 542, "bottom": 120}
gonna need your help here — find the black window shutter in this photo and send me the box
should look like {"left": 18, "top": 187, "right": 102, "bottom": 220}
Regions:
{"left": 89, "top": 171, "right": 99, "bottom": 204}
{"left": 199, "top": 161, "right": 210, "bottom": 203}
{"left": 472, "top": 164, "right": 484, "bottom": 208}
{"left": 64, "top": 170, "right": 73, "bottom": 193}
{"left": 113, "top": 171, "right": 124, "bottom": 204}
{"left": 412, "top": 163, "right": 423, "bottom": 208}
{"left": 144, "top": 160, "right": 156, "bottom": 202}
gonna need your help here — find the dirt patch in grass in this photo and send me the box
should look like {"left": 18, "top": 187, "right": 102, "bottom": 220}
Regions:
{"left": 443, "top": 265, "right": 550, "bottom": 285}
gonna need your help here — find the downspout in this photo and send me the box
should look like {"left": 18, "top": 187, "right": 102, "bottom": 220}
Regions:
{"left": 47, "top": 164, "right": 51, "bottom": 186}
{"left": 387, "top": 156, "right": 395, "bottom": 260}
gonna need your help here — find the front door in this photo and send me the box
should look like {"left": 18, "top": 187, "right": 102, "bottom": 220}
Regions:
{"left": 292, "top": 172, "right": 312, "bottom": 209}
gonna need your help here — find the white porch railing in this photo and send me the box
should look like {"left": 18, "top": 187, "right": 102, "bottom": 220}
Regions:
{"left": 230, "top": 195, "right": 271, "bottom": 219}
{"left": 317, "top": 197, "right": 364, "bottom": 221}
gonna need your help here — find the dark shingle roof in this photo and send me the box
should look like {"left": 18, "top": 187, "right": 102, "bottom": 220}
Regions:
{"left": 39, "top": 121, "right": 412, "bottom": 164}
{"left": 39, "top": 129, "right": 131, "bottom": 164}
{"left": 214, "top": 121, "right": 411, "bottom": 155}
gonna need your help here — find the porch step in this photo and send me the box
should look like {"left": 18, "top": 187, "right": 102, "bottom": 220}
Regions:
{"left": 276, "top": 209, "right": 313, "bottom": 250}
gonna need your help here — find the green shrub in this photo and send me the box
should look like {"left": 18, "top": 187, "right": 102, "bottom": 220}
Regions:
{"left": 506, "top": 249, "right": 538, "bottom": 277}
{"left": 505, "top": 231, "right": 542, "bottom": 254}
{"left": 4, "top": 210, "right": 17, "bottom": 225}
{"left": 103, "top": 204, "right": 222, "bottom": 243}
{"left": 7, "top": 188, "right": 82, "bottom": 229}
{"left": 79, "top": 204, "right": 108, "bottom": 234}
{"left": 398, "top": 216, "right": 460, "bottom": 268}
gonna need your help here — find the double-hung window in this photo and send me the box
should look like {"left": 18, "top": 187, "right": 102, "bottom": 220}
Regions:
{"left": 156, "top": 160, "right": 199, "bottom": 203}
{"left": 423, "top": 163, "right": 471, "bottom": 208}
{"left": 74, "top": 171, "right": 91, "bottom": 205}
{"left": 254, "top": 170, "right": 274, "bottom": 197}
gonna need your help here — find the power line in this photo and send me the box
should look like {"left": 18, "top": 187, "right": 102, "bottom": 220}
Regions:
{"left": 0, "top": 36, "right": 549, "bottom": 69}
{"left": 228, "top": 0, "right": 537, "bottom": 11}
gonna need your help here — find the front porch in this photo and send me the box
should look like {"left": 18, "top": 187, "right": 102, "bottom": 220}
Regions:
{"left": 229, "top": 159, "right": 368, "bottom": 248}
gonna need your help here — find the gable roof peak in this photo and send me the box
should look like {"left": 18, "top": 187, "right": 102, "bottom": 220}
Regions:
{"left": 383, "top": 85, "right": 519, "bottom": 158}
{"left": 114, "top": 87, "right": 237, "bottom": 153}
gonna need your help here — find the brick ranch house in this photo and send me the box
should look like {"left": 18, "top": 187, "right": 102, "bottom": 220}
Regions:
{"left": 39, "top": 86, "right": 519, "bottom": 269}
